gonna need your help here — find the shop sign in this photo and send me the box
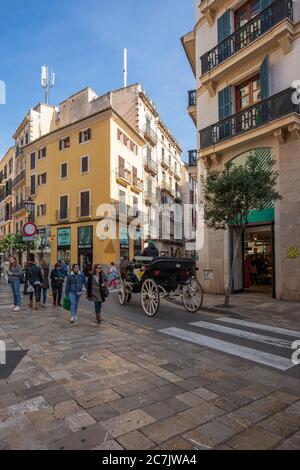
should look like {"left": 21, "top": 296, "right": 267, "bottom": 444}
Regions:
{"left": 57, "top": 228, "right": 71, "bottom": 249}
{"left": 78, "top": 226, "right": 93, "bottom": 250}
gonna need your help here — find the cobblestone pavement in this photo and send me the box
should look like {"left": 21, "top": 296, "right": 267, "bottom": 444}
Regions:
{"left": 0, "top": 282, "right": 300, "bottom": 450}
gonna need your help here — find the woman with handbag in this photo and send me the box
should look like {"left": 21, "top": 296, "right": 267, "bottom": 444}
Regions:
{"left": 87, "top": 265, "right": 108, "bottom": 325}
{"left": 8, "top": 256, "right": 23, "bottom": 311}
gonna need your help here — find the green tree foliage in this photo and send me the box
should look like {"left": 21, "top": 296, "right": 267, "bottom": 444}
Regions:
{"left": 201, "top": 153, "right": 281, "bottom": 306}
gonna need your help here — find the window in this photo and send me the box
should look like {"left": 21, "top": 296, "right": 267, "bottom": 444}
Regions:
{"left": 25, "top": 133, "right": 29, "bottom": 145}
{"left": 236, "top": 75, "right": 261, "bottom": 111}
{"left": 79, "top": 191, "right": 90, "bottom": 217}
{"left": 79, "top": 128, "right": 91, "bottom": 144}
{"left": 59, "top": 195, "right": 69, "bottom": 220}
{"left": 30, "top": 175, "right": 36, "bottom": 195}
{"left": 118, "top": 156, "right": 125, "bottom": 177}
{"left": 80, "top": 156, "right": 89, "bottom": 174}
{"left": 235, "top": 0, "right": 261, "bottom": 30}
{"left": 61, "top": 162, "right": 68, "bottom": 179}
{"left": 38, "top": 147, "right": 46, "bottom": 160}
{"left": 38, "top": 173, "right": 47, "bottom": 185}
{"left": 8, "top": 159, "right": 13, "bottom": 175}
{"left": 119, "top": 190, "right": 126, "bottom": 216}
{"left": 59, "top": 137, "right": 70, "bottom": 151}
{"left": 30, "top": 152, "right": 36, "bottom": 171}
{"left": 37, "top": 204, "right": 46, "bottom": 217}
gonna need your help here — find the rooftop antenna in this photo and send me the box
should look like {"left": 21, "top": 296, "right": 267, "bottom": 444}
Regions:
{"left": 123, "top": 48, "right": 128, "bottom": 88}
{"left": 41, "top": 65, "right": 55, "bottom": 105}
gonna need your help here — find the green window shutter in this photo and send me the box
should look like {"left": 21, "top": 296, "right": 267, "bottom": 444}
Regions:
{"left": 260, "top": 56, "right": 270, "bottom": 101}
{"left": 218, "top": 86, "right": 232, "bottom": 120}
{"left": 218, "top": 10, "right": 231, "bottom": 43}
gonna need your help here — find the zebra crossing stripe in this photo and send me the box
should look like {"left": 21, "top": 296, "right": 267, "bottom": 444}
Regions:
{"left": 216, "top": 317, "right": 300, "bottom": 339}
{"left": 159, "top": 327, "right": 294, "bottom": 371}
{"left": 191, "top": 321, "right": 292, "bottom": 349}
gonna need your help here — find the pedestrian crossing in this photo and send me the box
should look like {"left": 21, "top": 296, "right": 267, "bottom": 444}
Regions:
{"left": 159, "top": 318, "right": 300, "bottom": 371}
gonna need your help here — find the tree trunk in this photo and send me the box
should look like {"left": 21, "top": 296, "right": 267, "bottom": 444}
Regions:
{"left": 224, "top": 230, "right": 242, "bottom": 307}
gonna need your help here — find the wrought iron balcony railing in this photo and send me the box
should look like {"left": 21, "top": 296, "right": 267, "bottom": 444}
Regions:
{"left": 188, "top": 90, "right": 196, "bottom": 107}
{"left": 201, "top": 0, "right": 293, "bottom": 75}
{"left": 144, "top": 191, "right": 157, "bottom": 206}
{"left": 200, "top": 88, "right": 299, "bottom": 149}
{"left": 12, "top": 170, "right": 26, "bottom": 188}
{"left": 12, "top": 201, "right": 26, "bottom": 215}
{"left": 56, "top": 210, "right": 69, "bottom": 222}
{"left": 143, "top": 126, "right": 158, "bottom": 145}
{"left": 144, "top": 155, "right": 158, "bottom": 175}
{"left": 77, "top": 206, "right": 92, "bottom": 219}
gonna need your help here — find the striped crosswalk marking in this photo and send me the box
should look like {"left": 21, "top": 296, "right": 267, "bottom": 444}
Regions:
{"left": 191, "top": 321, "right": 292, "bottom": 349}
{"left": 216, "top": 317, "right": 300, "bottom": 339}
{"left": 159, "top": 327, "right": 294, "bottom": 371}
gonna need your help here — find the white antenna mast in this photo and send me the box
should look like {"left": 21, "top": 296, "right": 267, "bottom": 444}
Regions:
{"left": 41, "top": 65, "right": 55, "bottom": 104}
{"left": 123, "top": 48, "right": 128, "bottom": 88}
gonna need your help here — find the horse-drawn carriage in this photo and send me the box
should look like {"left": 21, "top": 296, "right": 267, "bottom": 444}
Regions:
{"left": 118, "top": 257, "right": 203, "bottom": 317}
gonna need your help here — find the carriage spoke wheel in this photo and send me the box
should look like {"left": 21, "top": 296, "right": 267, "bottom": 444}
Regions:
{"left": 141, "top": 279, "right": 160, "bottom": 317}
{"left": 182, "top": 279, "right": 203, "bottom": 313}
{"left": 118, "top": 280, "right": 127, "bottom": 305}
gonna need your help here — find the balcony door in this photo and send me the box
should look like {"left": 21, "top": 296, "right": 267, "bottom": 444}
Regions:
{"left": 119, "top": 156, "right": 125, "bottom": 178}
{"left": 234, "top": 0, "right": 268, "bottom": 51}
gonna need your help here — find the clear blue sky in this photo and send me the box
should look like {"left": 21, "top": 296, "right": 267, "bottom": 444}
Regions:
{"left": 0, "top": 0, "right": 196, "bottom": 161}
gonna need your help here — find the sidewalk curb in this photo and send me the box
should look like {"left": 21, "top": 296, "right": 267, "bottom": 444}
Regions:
{"left": 200, "top": 305, "right": 244, "bottom": 318}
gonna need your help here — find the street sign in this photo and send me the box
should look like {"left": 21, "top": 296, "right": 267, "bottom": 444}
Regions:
{"left": 23, "top": 222, "right": 37, "bottom": 237}
{"left": 23, "top": 236, "right": 36, "bottom": 242}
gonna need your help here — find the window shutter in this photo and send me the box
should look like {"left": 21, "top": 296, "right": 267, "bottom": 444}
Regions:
{"left": 260, "top": 56, "right": 270, "bottom": 101}
{"left": 218, "top": 10, "right": 231, "bottom": 43}
{"left": 218, "top": 86, "right": 232, "bottom": 120}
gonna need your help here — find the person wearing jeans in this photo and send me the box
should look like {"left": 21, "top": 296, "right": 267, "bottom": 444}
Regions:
{"left": 8, "top": 257, "right": 22, "bottom": 311}
{"left": 27, "top": 259, "right": 43, "bottom": 310}
{"left": 40, "top": 259, "right": 50, "bottom": 308}
{"left": 65, "top": 264, "right": 87, "bottom": 324}
{"left": 50, "top": 264, "right": 64, "bottom": 306}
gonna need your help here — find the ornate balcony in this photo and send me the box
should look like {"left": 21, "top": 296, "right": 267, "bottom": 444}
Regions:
{"left": 161, "top": 180, "right": 175, "bottom": 198}
{"left": 116, "top": 167, "right": 132, "bottom": 188}
{"left": 188, "top": 90, "right": 197, "bottom": 125}
{"left": 200, "top": 0, "right": 294, "bottom": 96}
{"left": 199, "top": 88, "right": 300, "bottom": 155}
{"left": 143, "top": 126, "right": 158, "bottom": 146}
{"left": 12, "top": 170, "right": 26, "bottom": 189}
{"left": 144, "top": 155, "right": 158, "bottom": 176}
{"left": 144, "top": 191, "right": 157, "bottom": 206}
{"left": 160, "top": 155, "right": 169, "bottom": 170}
{"left": 12, "top": 201, "right": 26, "bottom": 215}
{"left": 131, "top": 176, "right": 144, "bottom": 194}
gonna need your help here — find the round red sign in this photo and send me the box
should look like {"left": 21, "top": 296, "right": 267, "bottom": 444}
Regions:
{"left": 23, "top": 222, "right": 37, "bottom": 237}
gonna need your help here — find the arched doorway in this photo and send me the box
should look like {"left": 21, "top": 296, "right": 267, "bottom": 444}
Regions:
{"left": 231, "top": 148, "right": 275, "bottom": 298}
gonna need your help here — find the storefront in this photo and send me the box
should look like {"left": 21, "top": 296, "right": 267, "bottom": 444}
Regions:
{"left": 57, "top": 227, "right": 71, "bottom": 269}
{"left": 78, "top": 226, "right": 93, "bottom": 275}
{"left": 243, "top": 222, "right": 275, "bottom": 298}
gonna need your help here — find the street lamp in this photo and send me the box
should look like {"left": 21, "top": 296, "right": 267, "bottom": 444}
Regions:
{"left": 24, "top": 197, "right": 35, "bottom": 223}
{"left": 24, "top": 197, "right": 36, "bottom": 265}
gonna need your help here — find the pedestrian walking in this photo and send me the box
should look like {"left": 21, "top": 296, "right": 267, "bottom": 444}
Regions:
{"left": 87, "top": 265, "right": 107, "bottom": 324}
{"left": 65, "top": 264, "right": 87, "bottom": 324}
{"left": 108, "top": 262, "right": 118, "bottom": 290}
{"left": 27, "top": 258, "right": 44, "bottom": 310}
{"left": 50, "top": 263, "right": 65, "bottom": 306}
{"left": 7, "top": 256, "right": 23, "bottom": 311}
{"left": 40, "top": 259, "right": 50, "bottom": 308}
{"left": 1, "top": 259, "right": 10, "bottom": 285}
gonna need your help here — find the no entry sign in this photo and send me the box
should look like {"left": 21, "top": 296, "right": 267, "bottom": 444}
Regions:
{"left": 23, "top": 222, "right": 37, "bottom": 237}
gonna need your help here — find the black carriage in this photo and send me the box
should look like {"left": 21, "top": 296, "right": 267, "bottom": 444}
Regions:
{"left": 118, "top": 257, "right": 203, "bottom": 317}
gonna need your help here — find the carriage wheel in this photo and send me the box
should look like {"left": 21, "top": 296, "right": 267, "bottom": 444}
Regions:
{"left": 141, "top": 279, "right": 160, "bottom": 317}
{"left": 118, "top": 280, "right": 127, "bottom": 305}
{"left": 182, "top": 279, "right": 203, "bottom": 313}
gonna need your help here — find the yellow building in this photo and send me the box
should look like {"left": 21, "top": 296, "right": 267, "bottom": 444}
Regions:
{"left": 0, "top": 147, "right": 15, "bottom": 239}
{"left": 23, "top": 105, "right": 145, "bottom": 270}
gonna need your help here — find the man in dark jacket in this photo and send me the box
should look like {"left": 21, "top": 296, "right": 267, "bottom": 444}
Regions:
{"left": 26, "top": 260, "right": 44, "bottom": 310}
{"left": 142, "top": 240, "right": 159, "bottom": 258}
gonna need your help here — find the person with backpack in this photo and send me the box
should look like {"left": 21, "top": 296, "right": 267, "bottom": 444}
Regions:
{"left": 65, "top": 264, "right": 87, "bottom": 324}
{"left": 50, "top": 263, "right": 65, "bottom": 307}
{"left": 8, "top": 256, "right": 23, "bottom": 311}
{"left": 26, "top": 258, "right": 44, "bottom": 310}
